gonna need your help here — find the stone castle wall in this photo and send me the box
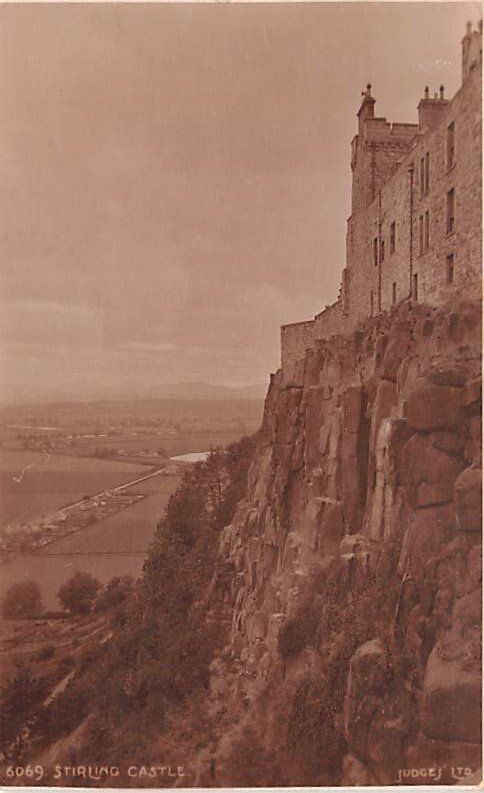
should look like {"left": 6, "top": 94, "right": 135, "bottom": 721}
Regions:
{"left": 348, "top": 62, "right": 482, "bottom": 325}
{"left": 281, "top": 319, "right": 316, "bottom": 373}
{"left": 281, "top": 301, "right": 345, "bottom": 382}
{"left": 314, "top": 299, "right": 344, "bottom": 340}
{"left": 281, "top": 26, "right": 482, "bottom": 374}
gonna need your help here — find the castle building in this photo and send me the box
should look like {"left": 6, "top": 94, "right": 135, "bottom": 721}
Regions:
{"left": 281, "top": 22, "right": 482, "bottom": 376}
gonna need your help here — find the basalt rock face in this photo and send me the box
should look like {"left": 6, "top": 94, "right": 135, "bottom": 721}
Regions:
{"left": 200, "top": 297, "right": 482, "bottom": 787}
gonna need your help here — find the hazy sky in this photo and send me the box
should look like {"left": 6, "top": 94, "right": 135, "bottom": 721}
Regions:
{"left": 0, "top": 1, "right": 480, "bottom": 400}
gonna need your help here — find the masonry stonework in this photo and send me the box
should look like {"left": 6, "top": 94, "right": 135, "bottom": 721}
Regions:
{"left": 281, "top": 319, "right": 316, "bottom": 374}
{"left": 281, "top": 23, "right": 482, "bottom": 373}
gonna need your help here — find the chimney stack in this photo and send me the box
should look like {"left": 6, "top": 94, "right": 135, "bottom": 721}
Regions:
{"left": 417, "top": 86, "right": 448, "bottom": 132}
{"left": 462, "top": 20, "right": 482, "bottom": 82}
{"left": 357, "top": 83, "right": 376, "bottom": 135}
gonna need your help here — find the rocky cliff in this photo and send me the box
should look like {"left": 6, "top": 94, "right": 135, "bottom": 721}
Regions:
{"left": 196, "top": 295, "right": 482, "bottom": 786}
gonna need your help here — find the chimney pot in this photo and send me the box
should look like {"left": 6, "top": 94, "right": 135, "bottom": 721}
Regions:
{"left": 424, "top": 85, "right": 429, "bottom": 98}
{"left": 439, "top": 84, "right": 445, "bottom": 99}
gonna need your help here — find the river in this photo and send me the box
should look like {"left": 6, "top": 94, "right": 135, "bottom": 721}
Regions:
{"left": 170, "top": 451, "right": 210, "bottom": 463}
{"left": 0, "top": 450, "right": 180, "bottom": 610}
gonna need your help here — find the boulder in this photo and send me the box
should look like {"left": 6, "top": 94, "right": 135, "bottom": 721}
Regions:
{"left": 416, "top": 481, "right": 454, "bottom": 507}
{"left": 367, "top": 713, "right": 405, "bottom": 767}
{"left": 403, "top": 378, "right": 462, "bottom": 431}
{"left": 428, "top": 430, "right": 465, "bottom": 456}
{"left": 464, "top": 416, "right": 482, "bottom": 465}
{"left": 420, "top": 647, "right": 481, "bottom": 743}
{"left": 452, "top": 589, "right": 482, "bottom": 631}
{"left": 405, "top": 734, "right": 481, "bottom": 785}
{"left": 399, "top": 434, "right": 464, "bottom": 508}
{"left": 398, "top": 504, "right": 456, "bottom": 573}
{"left": 426, "top": 364, "right": 467, "bottom": 387}
{"left": 341, "top": 754, "right": 369, "bottom": 786}
{"left": 463, "top": 377, "right": 482, "bottom": 413}
{"left": 344, "top": 638, "right": 389, "bottom": 745}
{"left": 454, "top": 467, "right": 482, "bottom": 531}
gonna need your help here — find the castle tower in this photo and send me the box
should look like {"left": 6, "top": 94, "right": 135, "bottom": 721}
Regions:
{"left": 280, "top": 24, "right": 481, "bottom": 372}
{"left": 350, "top": 85, "right": 418, "bottom": 214}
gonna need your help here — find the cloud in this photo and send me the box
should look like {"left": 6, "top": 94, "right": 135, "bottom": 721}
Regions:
{"left": 0, "top": 3, "right": 472, "bottom": 400}
{"left": 0, "top": 300, "right": 104, "bottom": 349}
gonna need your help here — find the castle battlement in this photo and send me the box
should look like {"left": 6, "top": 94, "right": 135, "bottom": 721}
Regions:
{"left": 281, "top": 23, "right": 482, "bottom": 380}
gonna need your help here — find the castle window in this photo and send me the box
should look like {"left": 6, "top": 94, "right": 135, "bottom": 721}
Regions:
{"left": 370, "top": 290, "right": 374, "bottom": 315}
{"left": 413, "top": 273, "right": 418, "bottom": 301}
{"left": 373, "top": 237, "right": 378, "bottom": 267}
{"left": 392, "top": 282, "right": 397, "bottom": 304}
{"left": 447, "top": 188, "right": 455, "bottom": 233}
{"left": 446, "top": 253, "right": 455, "bottom": 284}
{"left": 351, "top": 137, "right": 358, "bottom": 171}
{"left": 447, "top": 122, "right": 455, "bottom": 168}
{"left": 419, "top": 215, "right": 424, "bottom": 254}
{"left": 390, "top": 222, "right": 396, "bottom": 253}
{"left": 420, "top": 153, "right": 430, "bottom": 196}
{"left": 380, "top": 239, "right": 385, "bottom": 263}
{"left": 424, "top": 210, "right": 430, "bottom": 250}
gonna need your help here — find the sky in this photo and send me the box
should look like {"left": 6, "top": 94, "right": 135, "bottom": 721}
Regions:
{"left": 0, "top": 1, "right": 480, "bottom": 401}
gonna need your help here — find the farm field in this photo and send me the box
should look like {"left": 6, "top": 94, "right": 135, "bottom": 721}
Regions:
{"left": 0, "top": 473, "right": 180, "bottom": 610}
{"left": 0, "top": 451, "right": 149, "bottom": 528}
{"left": 0, "top": 450, "right": 148, "bottom": 472}
{"left": 39, "top": 476, "right": 179, "bottom": 555}
{"left": 67, "top": 429, "right": 250, "bottom": 458}
{"left": 0, "top": 398, "right": 258, "bottom": 611}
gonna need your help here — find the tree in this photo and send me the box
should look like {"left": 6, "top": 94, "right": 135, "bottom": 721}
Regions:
{"left": 58, "top": 572, "right": 102, "bottom": 616}
{"left": 95, "top": 576, "right": 134, "bottom": 612}
{"left": 37, "top": 437, "right": 256, "bottom": 752}
{"left": 1, "top": 581, "right": 43, "bottom": 620}
{"left": 0, "top": 662, "right": 48, "bottom": 757}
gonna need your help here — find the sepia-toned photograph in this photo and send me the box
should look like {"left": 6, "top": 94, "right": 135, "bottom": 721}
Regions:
{"left": 0, "top": 1, "right": 482, "bottom": 787}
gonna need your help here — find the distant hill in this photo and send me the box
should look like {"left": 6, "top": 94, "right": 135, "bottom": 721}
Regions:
{"left": 144, "top": 382, "right": 267, "bottom": 401}
{"left": 0, "top": 381, "right": 268, "bottom": 407}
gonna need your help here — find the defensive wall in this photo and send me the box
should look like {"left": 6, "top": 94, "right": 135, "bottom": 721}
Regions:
{"left": 281, "top": 22, "right": 482, "bottom": 375}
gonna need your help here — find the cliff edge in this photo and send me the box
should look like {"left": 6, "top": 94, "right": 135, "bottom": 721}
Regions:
{"left": 197, "top": 295, "right": 482, "bottom": 786}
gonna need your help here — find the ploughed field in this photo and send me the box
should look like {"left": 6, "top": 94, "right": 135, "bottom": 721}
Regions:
{"left": 0, "top": 397, "right": 263, "bottom": 466}
{"left": 67, "top": 429, "right": 248, "bottom": 459}
{"left": 0, "top": 451, "right": 180, "bottom": 609}
{"left": 0, "top": 397, "right": 262, "bottom": 610}
{"left": 0, "top": 450, "right": 148, "bottom": 528}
